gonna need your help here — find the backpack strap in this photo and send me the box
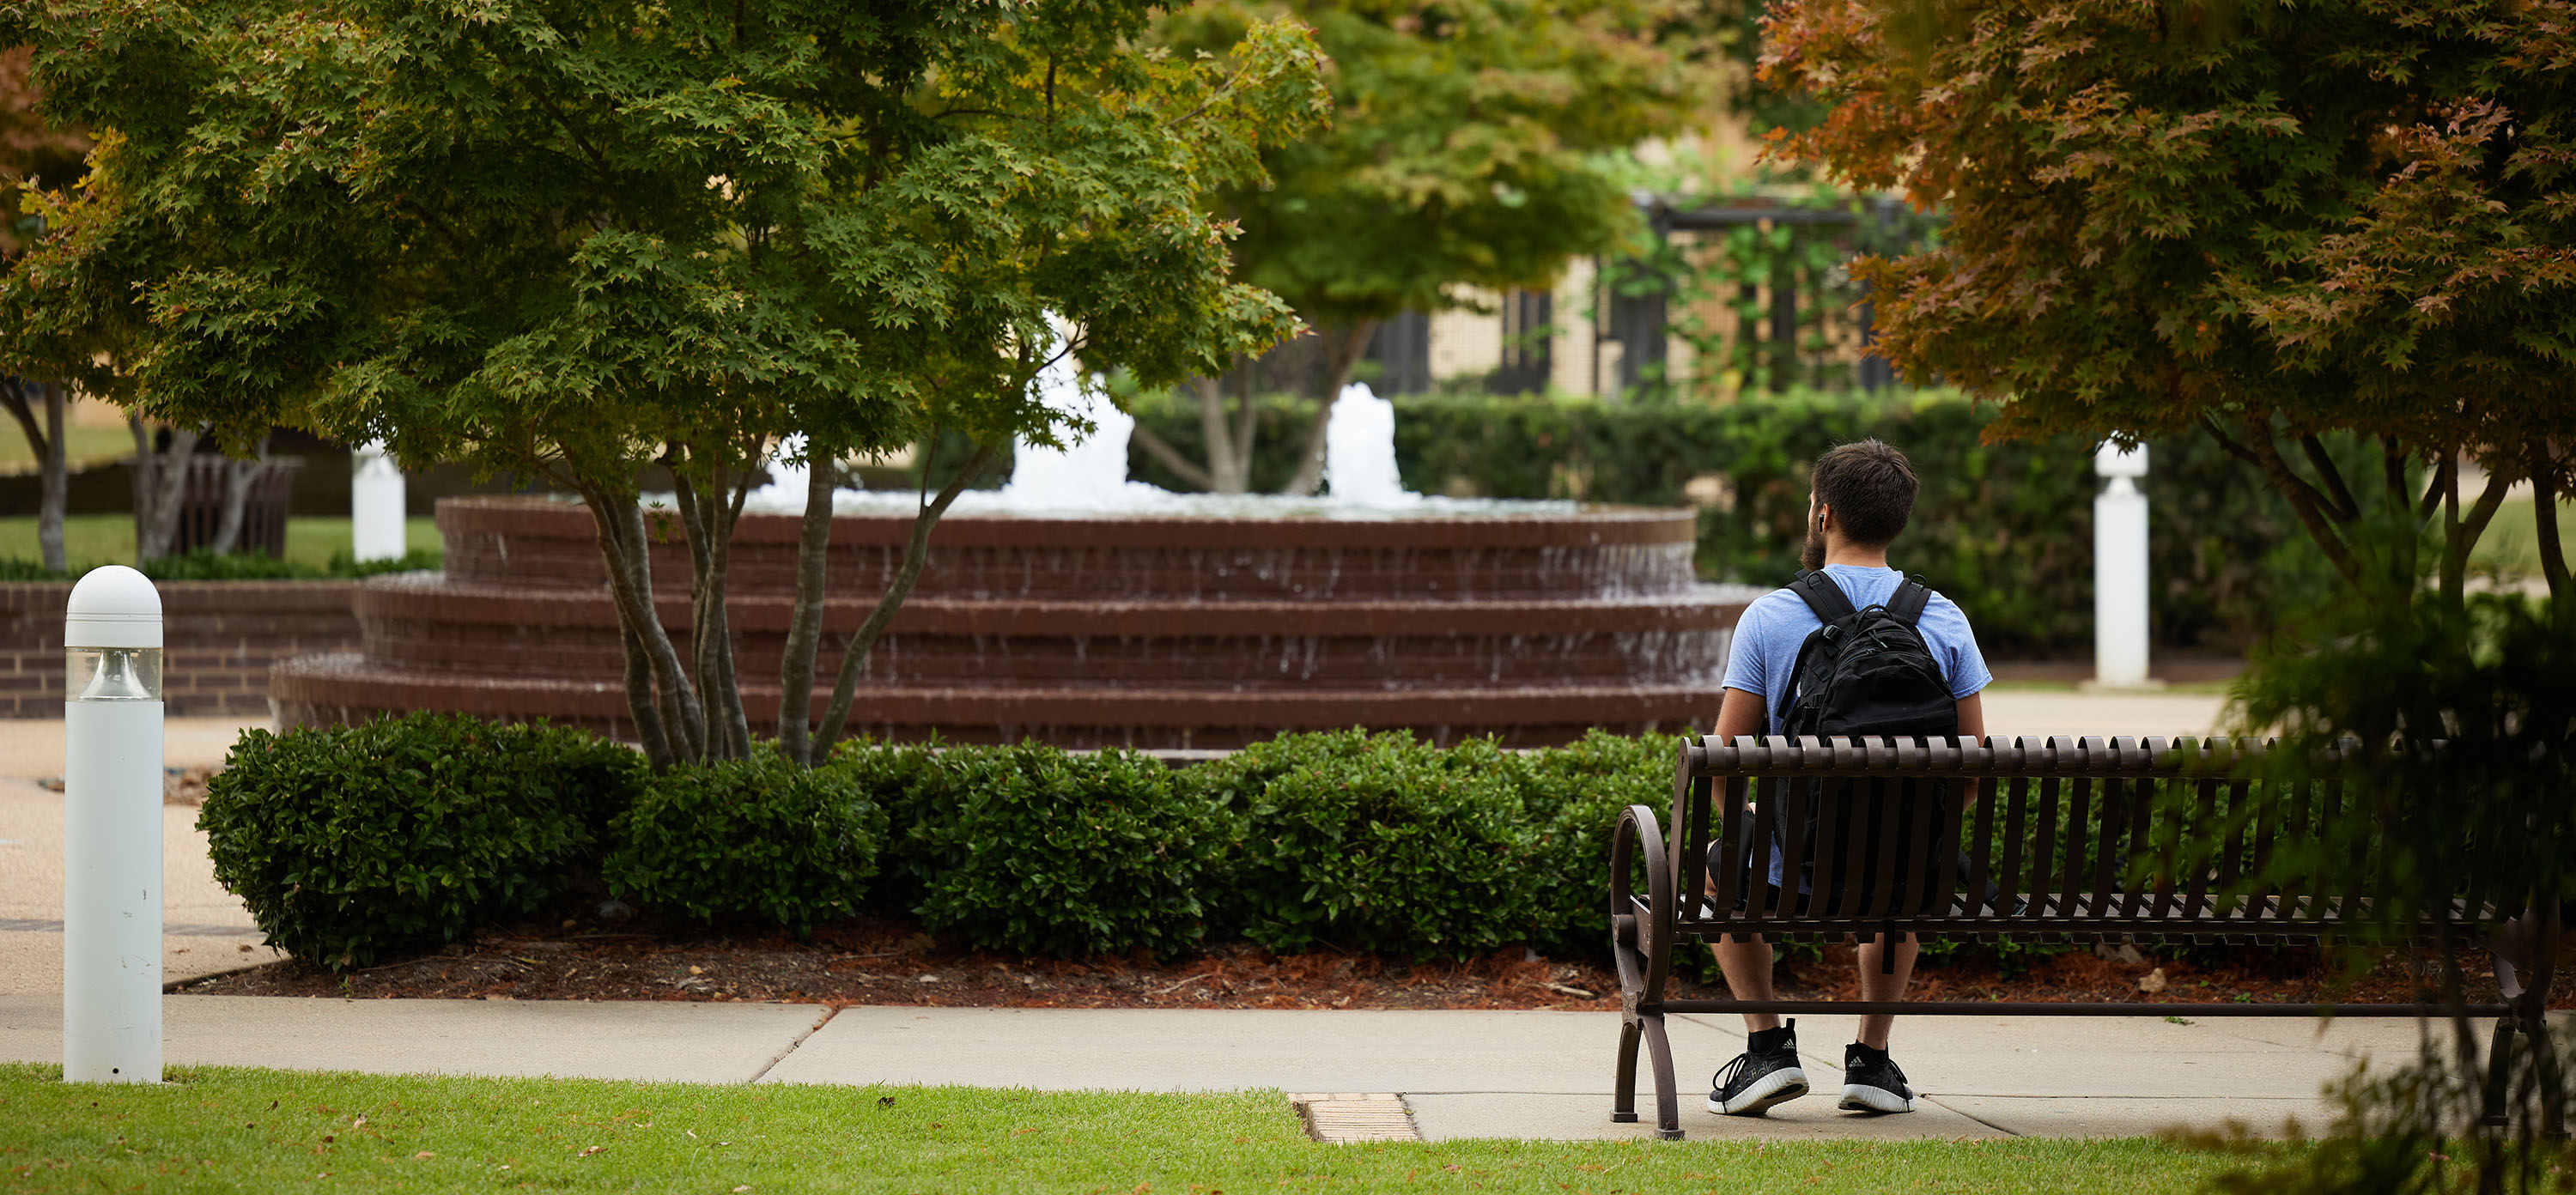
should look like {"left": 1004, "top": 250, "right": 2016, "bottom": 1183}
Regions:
{"left": 1883, "top": 575, "right": 1933, "bottom": 628}
{"left": 1785, "top": 569, "right": 1858, "bottom": 624}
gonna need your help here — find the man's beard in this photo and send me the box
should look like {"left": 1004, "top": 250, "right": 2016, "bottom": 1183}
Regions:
{"left": 1801, "top": 523, "right": 1827, "bottom": 573}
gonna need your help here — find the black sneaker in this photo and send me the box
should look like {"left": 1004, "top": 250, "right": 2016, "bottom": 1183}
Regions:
{"left": 1838, "top": 1041, "right": 1917, "bottom": 1113}
{"left": 1707, "top": 1020, "right": 1808, "bottom": 1116}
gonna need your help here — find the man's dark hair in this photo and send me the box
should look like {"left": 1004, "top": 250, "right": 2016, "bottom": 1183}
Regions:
{"left": 1812, "top": 439, "right": 1917, "bottom": 547}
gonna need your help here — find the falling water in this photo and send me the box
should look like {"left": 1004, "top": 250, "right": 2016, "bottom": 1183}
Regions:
{"left": 995, "top": 333, "right": 1173, "bottom": 509}
{"left": 1322, "top": 383, "right": 1416, "bottom": 506}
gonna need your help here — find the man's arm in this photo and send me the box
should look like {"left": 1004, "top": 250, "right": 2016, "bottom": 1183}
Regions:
{"left": 1714, "top": 687, "right": 1766, "bottom": 741}
{"left": 1955, "top": 692, "right": 1985, "bottom": 741}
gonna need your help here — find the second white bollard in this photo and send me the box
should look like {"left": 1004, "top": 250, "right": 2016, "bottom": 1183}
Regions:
{"left": 2093, "top": 441, "right": 2152, "bottom": 689}
{"left": 63, "top": 565, "right": 164, "bottom": 1083}
{"left": 351, "top": 440, "right": 406, "bottom": 562}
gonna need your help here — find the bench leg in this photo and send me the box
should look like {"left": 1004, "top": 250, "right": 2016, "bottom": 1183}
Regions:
{"left": 1643, "top": 1013, "right": 1683, "bottom": 1140}
{"left": 2482, "top": 1016, "right": 2516, "bottom": 1129}
{"left": 1613, "top": 1016, "right": 1642, "bottom": 1123}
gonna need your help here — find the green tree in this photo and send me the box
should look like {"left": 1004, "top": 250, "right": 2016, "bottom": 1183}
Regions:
{"left": 1765, "top": 0, "right": 2576, "bottom": 604}
{"left": 1, "top": 0, "right": 1323, "bottom": 766}
{"left": 0, "top": 47, "right": 88, "bottom": 573}
{"left": 1141, "top": 0, "right": 1711, "bottom": 494}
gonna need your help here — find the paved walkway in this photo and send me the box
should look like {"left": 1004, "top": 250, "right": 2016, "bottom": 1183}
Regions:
{"left": 0, "top": 992, "right": 2484, "bottom": 1140}
{"left": 0, "top": 717, "right": 280, "bottom": 994}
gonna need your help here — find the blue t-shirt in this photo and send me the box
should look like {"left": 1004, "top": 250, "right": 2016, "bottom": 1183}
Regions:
{"left": 1722, "top": 564, "right": 1991, "bottom": 736}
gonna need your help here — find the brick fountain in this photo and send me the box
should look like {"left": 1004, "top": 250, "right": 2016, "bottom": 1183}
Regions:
{"left": 272, "top": 381, "right": 1754, "bottom": 748}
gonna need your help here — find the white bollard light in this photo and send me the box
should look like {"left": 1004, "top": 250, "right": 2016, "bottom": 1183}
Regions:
{"left": 63, "top": 565, "right": 164, "bottom": 1084}
{"left": 351, "top": 440, "right": 407, "bottom": 562}
{"left": 2093, "top": 440, "right": 2153, "bottom": 690}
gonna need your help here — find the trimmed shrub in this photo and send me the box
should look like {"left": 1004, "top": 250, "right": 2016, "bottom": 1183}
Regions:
{"left": 1516, "top": 729, "right": 1684, "bottom": 960}
{"left": 199, "top": 713, "right": 644, "bottom": 969}
{"left": 829, "top": 737, "right": 950, "bottom": 916}
{"left": 904, "top": 744, "right": 1230, "bottom": 958}
{"left": 1200, "top": 730, "right": 1540, "bottom": 958}
{"left": 604, "top": 750, "right": 886, "bottom": 935}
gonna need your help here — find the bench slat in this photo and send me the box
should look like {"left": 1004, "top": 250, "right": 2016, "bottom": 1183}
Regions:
{"left": 1708, "top": 774, "right": 1745, "bottom": 931}
{"left": 1964, "top": 771, "right": 1998, "bottom": 916}
{"left": 2182, "top": 775, "right": 2218, "bottom": 919}
{"left": 2088, "top": 773, "right": 2125, "bottom": 919}
{"left": 2000, "top": 774, "right": 2032, "bottom": 919}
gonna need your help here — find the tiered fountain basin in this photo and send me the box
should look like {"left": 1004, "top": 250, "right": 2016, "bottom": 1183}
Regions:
{"left": 272, "top": 495, "right": 1757, "bottom": 748}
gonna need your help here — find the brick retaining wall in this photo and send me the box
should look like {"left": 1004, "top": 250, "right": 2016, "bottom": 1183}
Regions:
{"left": 0, "top": 581, "right": 360, "bottom": 717}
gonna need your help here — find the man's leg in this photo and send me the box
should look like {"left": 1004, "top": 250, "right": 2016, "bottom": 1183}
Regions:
{"left": 1713, "top": 937, "right": 1780, "bottom": 1033}
{"left": 1705, "top": 933, "right": 1807, "bottom": 1115}
{"left": 1852, "top": 933, "right": 1919, "bottom": 1049}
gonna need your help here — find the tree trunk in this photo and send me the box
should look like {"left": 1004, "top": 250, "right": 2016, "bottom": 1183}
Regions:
{"left": 1198, "top": 373, "right": 1242, "bottom": 493}
{"left": 582, "top": 484, "right": 706, "bottom": 767}
{"left": 1129, "top": 420, "right": 1215, "bottom": 491}
{"left": 1, "top": 379, "right": 66, "bottom": 572}
{"left": 2532, "top": 446, "right": 2569, "bottom": 603}
{"left": 129, "top": 417, "right": 203, "bottom": 565}
{"left": 38, "top": 384, "right": 64, "bottom": 573}
{"left": 778, "top": 446, "right": 838, "bottom": 766}
{"left": 670, "top": 457, "right": 756, "bottom": 762}
{"left": 813, "top": 440, "right": 1001, "bottom": 749}
{"left": 206, "top": 434, "right": 271, "bottom": 556}
{"left": 1282, "top": 320, "right": 1377, "bottom": 497}
{"left": 2437, "top": 458, "right": 2511, "bottom": 609}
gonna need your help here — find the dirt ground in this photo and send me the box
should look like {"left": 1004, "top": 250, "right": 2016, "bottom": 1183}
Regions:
{"left": 178, "top": 916, "right": 2576, "bottom": 1014}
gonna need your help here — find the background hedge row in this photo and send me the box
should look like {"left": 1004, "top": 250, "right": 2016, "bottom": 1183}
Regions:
{"left": 200, "top": 715, "right": 1675, "bottom": 969}
{"left": 1121, "top": 387, "right": 2350, "bottom": 655}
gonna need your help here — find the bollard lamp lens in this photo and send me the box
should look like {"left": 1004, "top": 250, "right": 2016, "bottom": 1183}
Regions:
{"left": 67, "top": 647, "right": 161, "bottom": 701}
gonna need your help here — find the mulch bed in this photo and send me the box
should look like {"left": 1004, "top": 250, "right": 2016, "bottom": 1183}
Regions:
{"left": 179, "top": 916, "right": 2576, "bottom": 1013}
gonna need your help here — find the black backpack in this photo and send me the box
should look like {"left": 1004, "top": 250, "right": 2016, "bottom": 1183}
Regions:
{"left": 1777, "top": 568, "right": 1959, "bottom": 741}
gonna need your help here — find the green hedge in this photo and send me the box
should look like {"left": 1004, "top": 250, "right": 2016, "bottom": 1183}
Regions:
{"left": 603, "top": 751, "right": 886, "bottom": 935}
{"left": 206, "top": 719, "right": 1696, "bottom": 967}
{"left": 1201, "top": 730, "right": 1540, "bottom": 956}
{"left": 1127, "top": 387, "right": 2348, "bottom": 655}
{"left": 889, "top": 743, "right": 1230, "bottom": 959}
{"left": 200, "top": 713, "right": 646, "bottom": 968}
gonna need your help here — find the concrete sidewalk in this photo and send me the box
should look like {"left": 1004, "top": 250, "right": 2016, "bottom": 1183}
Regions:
{"left": 0, "top": 992, "right": 2465, "bottom": 1141}
{"left": 0, "top": 716, "right": 281, "bottom": 995}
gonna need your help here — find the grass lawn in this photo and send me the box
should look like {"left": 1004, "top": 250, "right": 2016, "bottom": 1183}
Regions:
{"left": 0, "top": 514, "right": 440, "bottom": 573}
{"left": 0, "top": 1064, "right": 2263, "bottom": 1195}
{"left": 0, "top": 421, "right": 134, "bottom": 473}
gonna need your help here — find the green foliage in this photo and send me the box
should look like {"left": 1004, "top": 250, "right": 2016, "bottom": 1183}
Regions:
{"left": 0, "top": 0, "right": 1327, "bottom": 767}
{"left": 1163, "top": 0, "right": 1711, "bottom": 333}
{"left": 199, "top": 713, "right": 645, "bottom": 970}
{"left": 604, "top": 750, "right": 885, "bottom": 936}
{"left": 1516, "top": 730, "right": 1681, "bottom": 960}
{"left": 2207, "top": 1045, "right": 2576, "bottom": 1195}
{"left": 1764, "top": 0, "right": 2576, "bottom": 599}
{"left": 1128, "top": 386, "right": 2347, "bottom": 653}
{"left": 2176, "top": 536, "right": 2576, "bottom": 1192}
{"left": 901, "top": 745, "right": 1230, "bottom": 959}
{"left": 1195, "top": 730, "right": 1538, "bottom": 957}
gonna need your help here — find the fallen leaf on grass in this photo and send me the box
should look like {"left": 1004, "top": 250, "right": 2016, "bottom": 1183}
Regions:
{"left": 413, "top": 1151, "right": 434, "bottom": 1160}
{"left": 577, "top": 1146, "right": 604, "bottom": 1158}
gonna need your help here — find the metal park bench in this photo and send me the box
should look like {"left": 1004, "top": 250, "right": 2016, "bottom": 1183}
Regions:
{"left": 1607, "top": 735, "right": 2552, "bottom": 1139}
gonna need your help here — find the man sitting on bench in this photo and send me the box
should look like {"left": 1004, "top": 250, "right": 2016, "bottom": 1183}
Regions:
{"left": 1704, "top": 439, "right": 1991, "bottom": 1118}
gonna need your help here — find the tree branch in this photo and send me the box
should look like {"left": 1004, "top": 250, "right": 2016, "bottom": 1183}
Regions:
{"left": 2533, "top": 447, "right": 2571, "bottom": 604}
{"left": 0, "top": 378, "right": 46, "bottom": 459}
{"left": 813, "top": 440, "right": 1001, "bottom": 749}
{"left": 2297, "top": 434, "right": 2360, "bottom": 522}
{"left": 1130, "top": 422, "right": 1215, "bottom": 490}
{"left": 2438, "top": 458, "right": 2513, "bottom": 606}
{"left": 2237, "top": 417, "right": 2364, "bottom": 585}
